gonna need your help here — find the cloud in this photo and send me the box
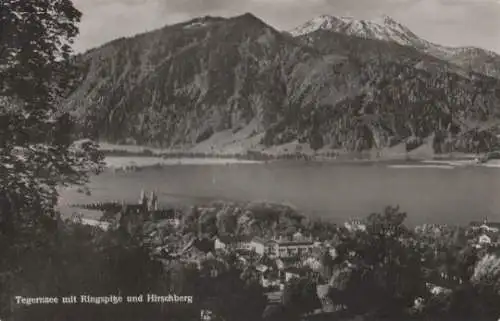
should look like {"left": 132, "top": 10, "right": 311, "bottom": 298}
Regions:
{"left": 71, "top": 0, "right": 500, "bottom": 53}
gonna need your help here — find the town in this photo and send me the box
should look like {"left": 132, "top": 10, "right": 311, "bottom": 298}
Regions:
{"left": 70, "top": 190, "right": 500, "bottom": 321}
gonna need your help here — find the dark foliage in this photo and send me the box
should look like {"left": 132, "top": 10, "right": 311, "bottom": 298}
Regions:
{"left": 282, "top": 276, "right": 322, "bottom": 318}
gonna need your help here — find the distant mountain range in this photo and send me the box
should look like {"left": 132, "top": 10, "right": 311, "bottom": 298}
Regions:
{"left": 290, "top": 15, "right": 500, "bottom": 79}
{"left": 65, "top": 13, "right": 500, "bottom": 156}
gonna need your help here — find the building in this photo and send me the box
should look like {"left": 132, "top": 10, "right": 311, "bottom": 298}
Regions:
{"left": 267, "top": 237, "right": 315, "bottom": 258}
{"left": 214, "top": 235, "right": 253, "bottom": 251}
{"left": 470, "top": 219, "right": 500, "bottom": 233}
{"left": 426, "top": 282, "right": 452, "bottom": 296}
{"left": 123, "top": 190, "right": 181, "bottom": 226}
{"left": 303, "top": 256, "right": 322, "bottom": 271}
{"left": 415, "top": 224, "right": 446, "bottom": 236}
{"left": 249, "top": 237, "right": 270, "bottom": 255}
{"left": 237, "top": 237, "right": 253, "bottom": 250}
{"left": 478, "top": 234, "right": 492, "bottom": 245}
{"left": 80, "top": 218, "right": 110, "bottom": 230}
{"left": 344, "top": 219, "right": 366, "bottom": 232}
{"left": 150, "top": 208, "right": 180, "bottom": 227}
{"left": 214, "top": 237, "right": 228, "bottom": 250}
{"left": 284, "top": 267, "right": 302, "bottom": 282}
{"left": 244, "top": 235, "right": 316, "bottom": 258}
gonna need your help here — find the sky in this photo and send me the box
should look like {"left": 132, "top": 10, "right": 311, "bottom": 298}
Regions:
{"left": 71, "top": 0, "right": 500, "bottom": 53}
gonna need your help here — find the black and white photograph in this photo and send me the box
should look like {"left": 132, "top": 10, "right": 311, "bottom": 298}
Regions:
{"left": 1, "top": 0, "right": 500, "bottom": 320}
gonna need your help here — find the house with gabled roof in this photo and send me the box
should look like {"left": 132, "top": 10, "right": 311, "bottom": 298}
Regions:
{"left": 267, "top": 236, "right": 315, "bottom": 258}
{"left": 243, "top": 234, "right": 317, "bottom": 258}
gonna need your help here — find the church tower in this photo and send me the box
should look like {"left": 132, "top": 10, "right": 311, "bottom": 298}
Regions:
{"left": 139, "top": 189, "right": 148, "bottom": 210}
{"left": 148, "top": 191, "right": 158, "bottom": 211}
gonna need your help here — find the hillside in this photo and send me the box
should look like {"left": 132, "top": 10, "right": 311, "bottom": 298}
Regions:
{"left": 65, "top": 13, "right": 500, "bottom": 156}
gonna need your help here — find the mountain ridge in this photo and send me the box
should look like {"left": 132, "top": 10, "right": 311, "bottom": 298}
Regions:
{"left": 65, "top": 13, "right": 500, "bottom": 156}
{"left": 290, "top": 14, "right": 500, "bottom": 79}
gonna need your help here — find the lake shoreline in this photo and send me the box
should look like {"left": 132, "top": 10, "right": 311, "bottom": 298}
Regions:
{"left": 99, "top": 142, "right": 487, "bottom": 164}
{"left": 101, "top": 154, "right": 496, "bottom": 171}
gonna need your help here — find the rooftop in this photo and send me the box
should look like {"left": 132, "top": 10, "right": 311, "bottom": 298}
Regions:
{"left": 273, "top": 240, "right": 314, "bottom": 246}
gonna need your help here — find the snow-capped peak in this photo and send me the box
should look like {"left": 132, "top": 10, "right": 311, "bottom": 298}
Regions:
{"left": 290, "top": 15, "right": 349, "bottom": 36}
{"left": 289, "top": 14, "right": 424, "bottom": 48}
{"left": 288, "top": 13, "right": 500, "bottom": 78}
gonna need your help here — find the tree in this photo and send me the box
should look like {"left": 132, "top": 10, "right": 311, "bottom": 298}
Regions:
{"left": 1, "top": 1, "right": 103, "bottom": 319}
{"left": 304, "top": 218, "right": 339, "bottom": 242}
{"left": 282, "top": 276, "right": 322, "bottom": 319}
{"left": 317, "top": 248, "right": 336, "bottom": 281}
{"left": 423, "top": 254, "right": 500, "bottom": 321}
{"left": 309, "top": 111, "right": 324, "bottom": 151}
{"left": 198, "top": 263, "right": 267, "bottom": 321}
{"left": 216, "top": 209, "right": 237, "bottom": 235}
{"left": 469, "top": 254, "right": 500, "bottom": 317}
{"left": 165, "top": 262, "right": 201, "bottom": 320}
{"left": 199, "top": 211, "right": 218, "bottom": 237}
{"left": 262, "top": 304, "right": 288, "bottom": 321}
{"left": 0, "top": 0, "right": 103, "bottom": 235}
{"left": 181, "top": 206, "right": 201, "bottom": 234}
{"left": 333, "top": 206, "right": 427, "bottom": 319}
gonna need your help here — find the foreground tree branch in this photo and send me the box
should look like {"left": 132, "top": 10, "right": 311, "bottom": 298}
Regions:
{"left": 0, "top": 0, "right": 104, "bottom": 236}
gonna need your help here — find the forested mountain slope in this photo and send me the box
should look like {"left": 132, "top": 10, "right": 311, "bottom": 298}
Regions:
{"left": 65, "top": 13, "right": 500, "bottom": 154}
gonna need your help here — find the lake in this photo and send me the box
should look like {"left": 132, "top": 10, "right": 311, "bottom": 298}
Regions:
{"left": 58, "top": 161, "right": 500, "bottom": 226}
